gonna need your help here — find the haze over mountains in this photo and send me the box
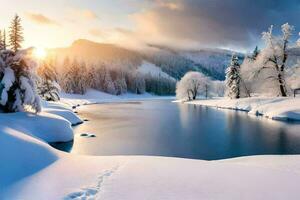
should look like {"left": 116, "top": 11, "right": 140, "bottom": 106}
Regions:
{"left": 50, "top": 39, "right": 244, "bottom": 81}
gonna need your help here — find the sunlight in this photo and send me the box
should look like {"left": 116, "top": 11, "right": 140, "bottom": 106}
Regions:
{"left": 33, "top": 47, "right": 47, "bottom": 60}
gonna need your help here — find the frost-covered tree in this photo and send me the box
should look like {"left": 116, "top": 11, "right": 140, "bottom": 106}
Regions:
{"left": 225, "top": 55, "right": 241, "bottom": 99}
{"left": 63, "top": 59, "right": 88, "bottom": 94}
{"left": 0, "top": 30, "right": 7, "bottom": 51}
{"left": 9, "top": 15, "right": 24, "bottom": 52}
{"left": 103, "top": 70, "right": 116, "bottom": 94}
{"left": 0, "top": 30, "right": 4, "bottom": 50}
{"left": 176, "top": 71, "right": 210, "bottom": 101}
{"left": 211, "top": 80, "right": 225, "bottom": 97}
{"left": 127, "top": 71, "right": 145, "bottom": 94}
{"left": 252, "top": 23, "right": 294, "bottom": 97}
{"left": 0, "top": 49, "right": 41, "bottom": 113}
{"left": 37, "top": 59, "right": 60, "bottom": 101}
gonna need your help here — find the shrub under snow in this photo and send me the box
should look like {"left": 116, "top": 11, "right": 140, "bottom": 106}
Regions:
{"left": 0, "top": 49, "right": 41, "bottom": 113}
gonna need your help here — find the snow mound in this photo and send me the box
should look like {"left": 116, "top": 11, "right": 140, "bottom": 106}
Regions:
{"left": 0, "top": 112, "right": 73, "bottom": 142}
{"left": 0, "top": 128, "right": 58, "bottom": 188}
{"left": 42, "top": 101, "right": 83, "bottom": 125}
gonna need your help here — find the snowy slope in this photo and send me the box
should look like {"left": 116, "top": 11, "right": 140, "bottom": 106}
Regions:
{"left": 137, "top": 61, "right": 176, "bottom": 81}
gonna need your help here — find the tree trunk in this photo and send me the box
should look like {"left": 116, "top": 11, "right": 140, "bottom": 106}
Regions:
{"left": 278, "top": 73, "right": 287, "bottom": 97}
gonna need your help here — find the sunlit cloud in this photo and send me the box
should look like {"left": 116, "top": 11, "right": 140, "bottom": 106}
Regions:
{"left": 154, "top": 0, "right": 182, "bottom": 10}
{"left": 89, "top": 29, "right": 106, "bottom": 38}
{"left": 70, "top": 9, "right": 99, "bottom": 20}
{"left": 25, "top": 12, "right": 60, "bottom": 26}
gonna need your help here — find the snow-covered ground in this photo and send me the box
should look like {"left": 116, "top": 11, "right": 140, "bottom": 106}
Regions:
{"left": 184, "top": 97, "right": 300, "bottom": 121}
{"left": 60, "top": 89, "right": 175, "bottom": 106}
{"left": 1, "top": 93, "right": 300, "bottom": 199}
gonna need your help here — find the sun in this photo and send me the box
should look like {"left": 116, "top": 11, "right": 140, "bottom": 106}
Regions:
{"left": 33, "top": 47, "right": 47, "bottom": 60}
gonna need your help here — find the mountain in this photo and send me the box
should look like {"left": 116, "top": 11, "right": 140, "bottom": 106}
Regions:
{"left": 142, "top": 45, "right": 243, "bottom": 80}
{"left": 50, "top": 39, "right": 244, "bottom": 80}
{"left": 50, "top": 39, "right": 143, "bottom": 69}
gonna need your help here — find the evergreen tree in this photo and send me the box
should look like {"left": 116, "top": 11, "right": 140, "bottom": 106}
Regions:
{"left": 0, "top": 30, "right": 3, "bottom": 50}
{"left": 225, "top": 55, "right": 241, "bottom": 99}
{"left": 250, "top": 46, "right": 260, "bottom": 61}
{"left": 37, "top": 59, "right": 60, "bottom": 101}
{"left": 0, "top": 50, "right": 41, "bottom": 113}
{"left": 3, "top": 29, "right": 7, "bottom": 50}
{"left": 9, "top": 15, "right": 24, "bottom": 52}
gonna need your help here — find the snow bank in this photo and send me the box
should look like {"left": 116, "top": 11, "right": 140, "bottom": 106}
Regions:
{"left": 0, "top": 128, "right": 59, "bottom": 189}
{"left": 61, "top": 89, "right": 174, "bottom": 107}
{"left": 42, "top": 101, "right": 83, "bottom": 125}
{"left": 0, "top": 111, "right": 73, "bottom": 142}
{"left": 3, "top": 154, "right": 300, "bottom": 200}
{"left": 186, "top": 97, "right": 300, "bottom": 121}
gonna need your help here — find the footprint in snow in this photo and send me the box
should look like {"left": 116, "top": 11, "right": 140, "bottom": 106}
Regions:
{"left": 64, "top": 166, "right": 119, "bottom": 200}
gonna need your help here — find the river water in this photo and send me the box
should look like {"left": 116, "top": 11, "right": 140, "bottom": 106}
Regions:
{"left": 52, "top": 100, "right": 300, "bottom": 160}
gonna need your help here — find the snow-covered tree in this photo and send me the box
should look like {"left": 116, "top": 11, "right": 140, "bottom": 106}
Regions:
{"left": 37, "top": 59, "right": 60, "bottom": 101}
{"left": 61, "top": 59, "right": 88, "bottom": 94}
{"left": 0, "top": 30, "right": 4, "bottom": 50}
{"left": 252, "top": 23, "right": 294, "bottom": 97}
{"left": 127, "top": 71, "right": 145, "bottom": 94}
{"left": 211, "top": 80, "right": 225, "bottom": 97}
{"left": 9, "top": 15, "right": 23, "bottom": 52}
{"left": 103, "top": 70, "right": 116, "bottom": 94}
{"left": 176, "top": 71, "right": 210, "bottom": 101}
{"left": 0, "top": 49, "right": 41, "bottom": 113}
{"left": 225, "top": 55, "right": 242, "bottom": 99}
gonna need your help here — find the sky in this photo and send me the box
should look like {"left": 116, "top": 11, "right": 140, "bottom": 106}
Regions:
{"left": 1, "top": 0, "right": 300, "bottom": 52}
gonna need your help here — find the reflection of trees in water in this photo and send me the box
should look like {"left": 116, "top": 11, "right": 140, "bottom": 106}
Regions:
{"left": 277, "top": 128, "right": 288, "bottom": 154}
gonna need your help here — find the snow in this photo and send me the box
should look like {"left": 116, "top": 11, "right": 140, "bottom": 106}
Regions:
{"left": 185, "top": 97, "right": 300, "bottom": 121}
{"left": 0, "top": 111, "right": 73, "bottom": 143}
{"left": 137, "top": 61, "right": 175, "bottom": 81}
{"left": 1, "top": 93, "right": 300, "bottom": 199}
{"left": 60, "top": 88, "right": 174, "bottom": 107}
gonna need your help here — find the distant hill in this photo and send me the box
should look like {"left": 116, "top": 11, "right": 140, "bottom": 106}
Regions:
{"left": 50, "top": 39, "right": 245, "bottom": 80}
{"left": 50, "top": 39, "right": 143, "bottom": 69}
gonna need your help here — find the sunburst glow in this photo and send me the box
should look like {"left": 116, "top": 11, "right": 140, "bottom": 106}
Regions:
{"left": 33, "top": 47, "right": 47, "bottom": 60}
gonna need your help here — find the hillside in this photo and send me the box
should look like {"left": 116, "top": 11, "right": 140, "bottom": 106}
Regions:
{"left": 50, "top": 39, "right": 245, "bottom": 81}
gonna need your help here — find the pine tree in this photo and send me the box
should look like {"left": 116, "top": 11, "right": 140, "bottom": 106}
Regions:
{"left": 0, "top": 50, "right": 41, "bottom": 113}
{"left": 37, "top": 59, "right": 60, "bottom": 101}
{"left": 0, "top": 30, "right": 3, "bottom": 50}
{"left": 9, "top": 15, "right": 24, "bottom": 52}
{"left": 250, "top": 46, "right": 260, "bottom": 61}
{"left": 3, "top": 29, "right": 7, "bottom": 50}
{"left": 225, "top": 55, "right": 241, "bottom": 99}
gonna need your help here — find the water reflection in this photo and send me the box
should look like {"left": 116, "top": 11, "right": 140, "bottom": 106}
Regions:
{"left": 52, "top": 100, "right": 300, "bottom": 160}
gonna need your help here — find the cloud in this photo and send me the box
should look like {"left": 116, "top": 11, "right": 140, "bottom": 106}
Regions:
{"left": 153, "top": 0, "right": 182, "bottom": 10}
{"left": 25, "top": 13, "right": 60, "bottom": 26}
{"left": 71, "top": 9, "right": 99, "bottom": 20}
{"left": 129, "top": 0, "right": 300, "bottom": 50}
{"left": 89, "top": 29, "right": 106, "bottom": 37}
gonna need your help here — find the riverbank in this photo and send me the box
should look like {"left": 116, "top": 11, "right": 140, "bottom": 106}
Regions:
{"left": 185, "top": 97, "right": 300, "bottom": 121}
{"left": 1, "top": 94, "right": 300, "bottom": 199}
{"left": 60, "top": 89, "right": 175, "bottom": 107}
